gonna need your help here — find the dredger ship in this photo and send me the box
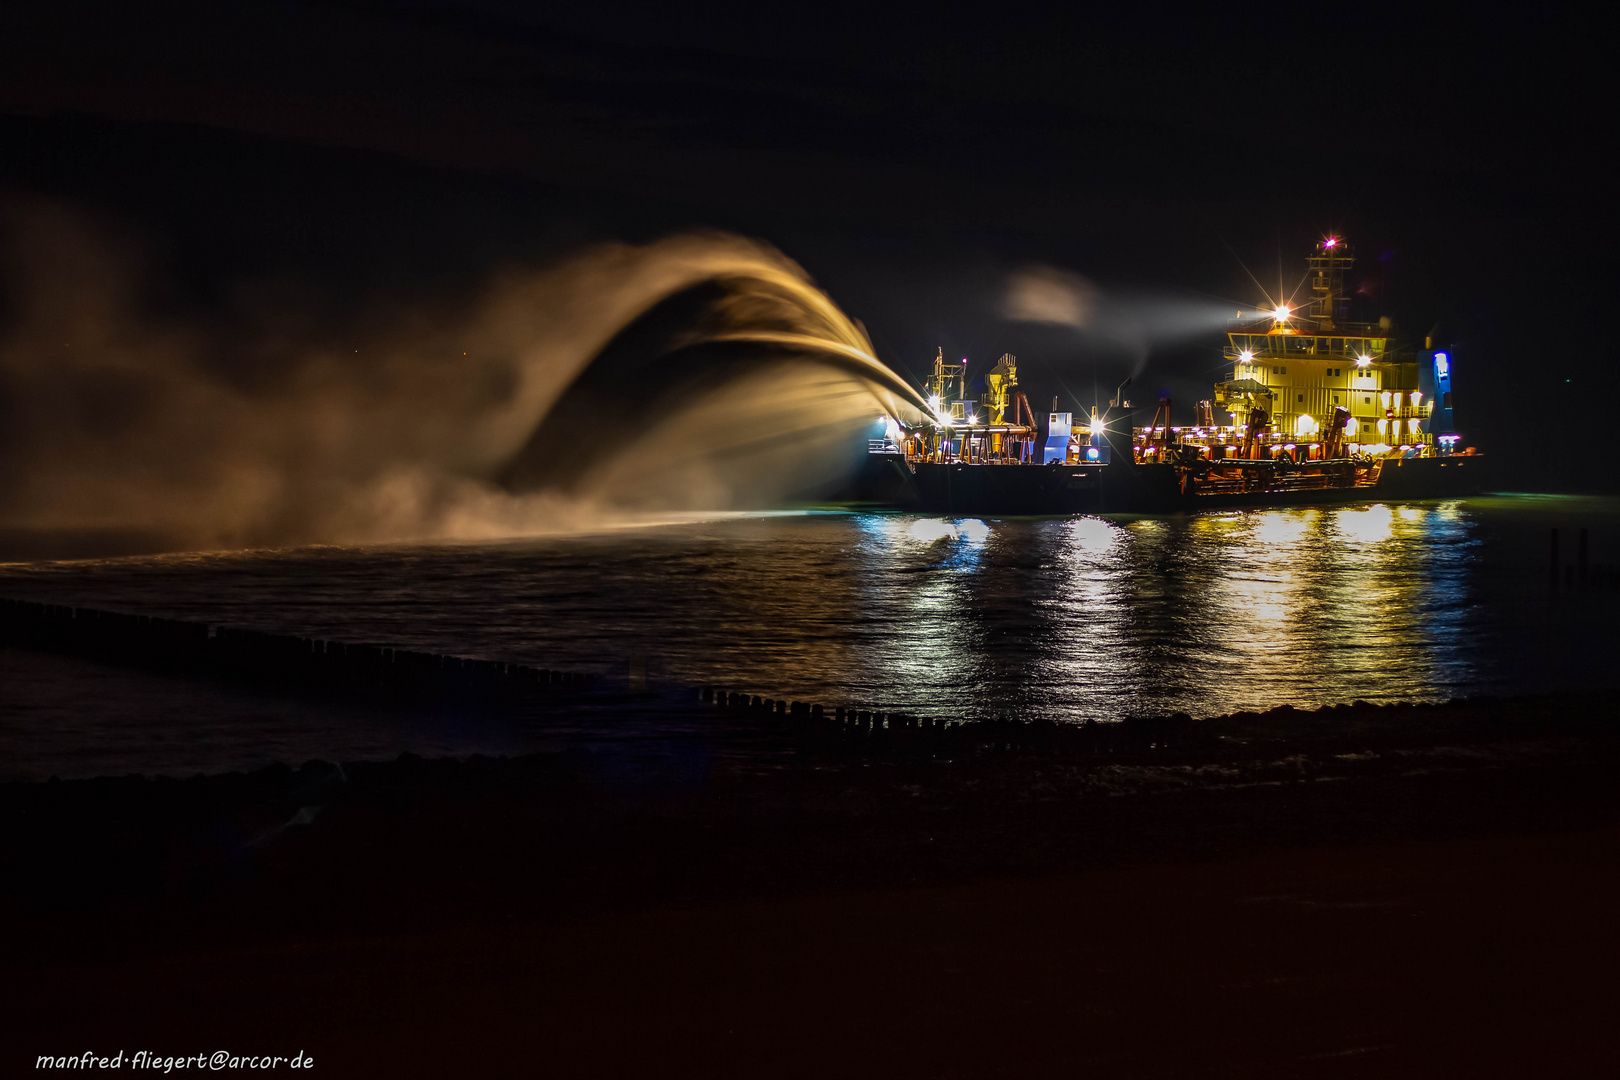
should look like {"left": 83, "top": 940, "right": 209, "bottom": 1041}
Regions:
{"left": 866, "top": 237, "right": 1484, "bottom": 513}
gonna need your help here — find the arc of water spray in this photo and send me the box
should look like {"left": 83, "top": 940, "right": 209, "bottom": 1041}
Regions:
{"left": 472, "top": 235, "right": 932, "bottom": 469}
{"left": 704, "top": 330, "right": 930, "bottom": 419}
{"left": 0, "top": 218, "right": 929, "bottom": 546}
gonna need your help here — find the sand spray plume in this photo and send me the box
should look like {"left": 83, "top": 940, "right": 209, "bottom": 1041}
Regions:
{"left": 0, "top": 201, "right": 926, "bottom": 550}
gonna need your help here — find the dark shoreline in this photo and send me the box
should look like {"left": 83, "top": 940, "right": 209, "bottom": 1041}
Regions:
{"left": 6, "top": 691, "right": 1620, "bottom": 1075}
{"left": 6, "top": 692, "right": 1618, "bottom": 951}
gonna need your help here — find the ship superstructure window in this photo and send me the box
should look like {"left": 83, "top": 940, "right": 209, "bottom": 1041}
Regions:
{"left": 1298, "top": 394, "right": 1305, "bottom": 402}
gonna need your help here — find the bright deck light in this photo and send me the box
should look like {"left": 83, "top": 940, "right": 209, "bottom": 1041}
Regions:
{"left": 1239, "top": 350, "right": 1253, "bottom": 361}
{"left": 1273, "top": 305, "right": 1291, "bottom": 320}
{"left": 1356, "top": 354, "right": 1372, "bottom": 367}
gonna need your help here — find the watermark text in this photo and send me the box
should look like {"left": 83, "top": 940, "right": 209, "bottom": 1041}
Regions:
{"left": 36, "top": 1051, "right": 313, "bottom": 1071}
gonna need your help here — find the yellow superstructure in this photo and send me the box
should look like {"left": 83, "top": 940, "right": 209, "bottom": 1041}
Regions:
{"left": 1217, "top": 237, "right": 1428, "bottom": 454}
{"left": 1141, "top": 237, "right": 1430, "bottom": 461}
{"left": 1218, "top": 329, "right": 1428, "bottom": 451}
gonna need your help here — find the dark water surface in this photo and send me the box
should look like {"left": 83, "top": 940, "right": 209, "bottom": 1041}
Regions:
{"left": 3, "top": 495, "right": 1617, "bottom": 780}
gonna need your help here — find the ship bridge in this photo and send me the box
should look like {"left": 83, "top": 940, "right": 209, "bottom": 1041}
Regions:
{"left": 1210, "top": 238, "right": 1429, "bottom": 455}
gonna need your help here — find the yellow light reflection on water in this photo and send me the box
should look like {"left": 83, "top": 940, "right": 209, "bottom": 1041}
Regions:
{"left": 1252, "top": 510, "right": 1315, "bottom": 547}
{"left": 846, "top": 503, "right": 1482, "bottom": 726}
{"left": 1140, "top": 504, "right": 1466, "bottom": 716}
{"left": 1337, "top": 504, "right": 1396, "bottom": 544}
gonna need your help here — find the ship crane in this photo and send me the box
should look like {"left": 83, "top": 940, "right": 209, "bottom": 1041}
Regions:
{"left": 915, "top": 348, "right": 1037, "bottom": 464}
{"left": 1240, "top": 406, "right": 1271, "bottom": 459}
{"left": 1142, "top": 397, "right": 1177, "bottom": 454}
{"left": 1322, "top": 406, "right": 1352, "bottom": 459}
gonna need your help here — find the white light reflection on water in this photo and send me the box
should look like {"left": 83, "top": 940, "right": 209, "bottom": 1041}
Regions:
{"left": 1042, "top": 516, "right": 1135, "bottom": 719}
{"left": 851, "top": 515, "right": 992, "bottom": 702}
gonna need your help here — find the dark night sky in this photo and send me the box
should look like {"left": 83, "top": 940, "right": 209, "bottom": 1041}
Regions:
{"left": 3, "top": 0, "right": 1615, "bottom": 492}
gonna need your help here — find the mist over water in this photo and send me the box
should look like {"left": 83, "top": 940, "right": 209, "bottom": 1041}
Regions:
{"left": 0, "top": 201, "right": 923, "bottom": 550}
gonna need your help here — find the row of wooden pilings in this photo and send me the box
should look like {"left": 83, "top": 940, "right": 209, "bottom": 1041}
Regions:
{"left": 0, "top": 597, "right": 591, "bottom": 706}
{"left": 698, "top": 687, "right": 1199, "bottom": 757}
{"left": 1549, "top": 528, "right": 1619, "bottom": 591}
{"left": 3, "top": 594, "right": 1198, "bottom": 758}
{"left": 700, "top": 689, "right": 944, "bottom": 737}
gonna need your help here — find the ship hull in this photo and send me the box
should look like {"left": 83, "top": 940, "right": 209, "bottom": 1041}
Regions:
{"left": 884, "top": 456, "right": 1486, "bottom": 515}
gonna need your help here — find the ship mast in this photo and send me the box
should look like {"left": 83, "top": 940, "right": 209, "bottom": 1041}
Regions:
{"left": 925, "top": 348, "right": 967, "bottom": 418}
{"left": 922, "top": 347, "right": 969, "bottom": 461}
{"left": 1307, "top": 236, "right": 1353, "bottom": 330}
